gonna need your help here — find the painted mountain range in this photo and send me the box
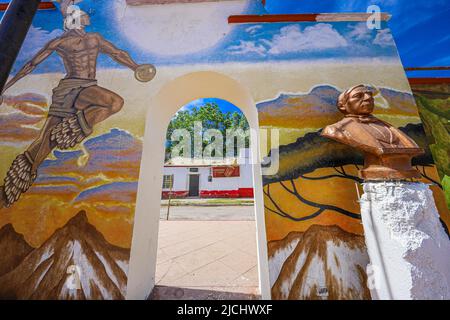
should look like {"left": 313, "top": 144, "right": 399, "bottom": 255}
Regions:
{"left": 0, "top": 224, "right": 33, "bottom": 277}
{"left": 257, "top": 85, "right": 419, "bottom": 129}
{"left": 0, "top": 211, "right": 130, "bottom": 300}
{"left": 268, "top": 224, "right": 371, "bottom": 300}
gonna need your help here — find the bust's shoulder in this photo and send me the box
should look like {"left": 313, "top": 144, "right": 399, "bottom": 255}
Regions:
{"left": 322, "top": 122, "right": 343, "bottom": 140}
{"left": 322, "top": 123, "right": 339, "bottom": 137}
{"left": 323, "top": 118, "right": 353, "bottom": 134}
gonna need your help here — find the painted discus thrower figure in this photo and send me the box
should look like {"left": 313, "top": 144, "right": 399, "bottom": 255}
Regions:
{"left": 0, "top": 7, "right": 156, "bottom": 208}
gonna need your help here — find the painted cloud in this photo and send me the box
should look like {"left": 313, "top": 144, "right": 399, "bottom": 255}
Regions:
{"left": 373, "top": 29, "right": 395, "bottom": 47}
{"left": 15, "top": 25, "right": 63, "bottom": 70}
{"left": 347, "top": 22, "right": 374, "bottom": 41}
{"left": 0, "top": 94, "right": 47, "bottom": 146}
{"left": 228, "top": 23, "right": 350, "bottom": 56}
{"left": 267, "top": 24, "right": 348, "bottom": 54}
{"left": 39, "top": 128, "right": 143, "bottom": 179}
{"left": 228, "top": 40, "right": 267, "bottom": 56}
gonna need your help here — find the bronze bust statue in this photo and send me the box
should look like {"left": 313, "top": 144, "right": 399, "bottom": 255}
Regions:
{"left": 321, "top": 84, "right": 424, "bottom": 180}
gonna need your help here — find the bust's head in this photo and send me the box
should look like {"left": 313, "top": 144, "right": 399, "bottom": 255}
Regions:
{"left": 337, "top": 85, "right": 374, "bottom": 116}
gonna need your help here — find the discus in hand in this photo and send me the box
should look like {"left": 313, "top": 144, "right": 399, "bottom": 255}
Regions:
{"left": 135, "top": 64, "right": 156, "bottom": 82}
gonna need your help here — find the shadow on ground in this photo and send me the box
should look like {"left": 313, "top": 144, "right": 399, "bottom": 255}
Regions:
{"left": 150, "top": 286, "right": 260, "bottom": 300}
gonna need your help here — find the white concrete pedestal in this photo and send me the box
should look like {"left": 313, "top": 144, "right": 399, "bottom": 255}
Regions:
{"left": 360, "top": 181, "right": 450, "bottom": 300}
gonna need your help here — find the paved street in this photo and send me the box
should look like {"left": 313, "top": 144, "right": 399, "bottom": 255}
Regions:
{"left": 159, "top": 204, "right": 256, "bottom": 221}
{"left": 152, "top": 219, "right": 260, "bottom": 300}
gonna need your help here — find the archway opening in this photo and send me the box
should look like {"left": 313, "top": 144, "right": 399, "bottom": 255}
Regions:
{"left": 152, "top": 97, "right": 258, "bottom": 299}
{"left": 126, "top": 71, "right": 270, "bottom": 300}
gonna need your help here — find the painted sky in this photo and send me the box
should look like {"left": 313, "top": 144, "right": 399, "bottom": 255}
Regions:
{"left": 1, "top": 0, "right": 403, "bottom": 74}
{"left": 0, "top": 0, "right": 448, "bottom": 76}
{"left": 0, "top": 124, "right": 142, "bottom": 248}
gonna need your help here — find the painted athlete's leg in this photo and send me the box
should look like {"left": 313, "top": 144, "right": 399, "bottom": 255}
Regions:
{"left": 1, "top": 116, "right": 61, "bottom": 208}
{"left": 50, "top": 85, "right": 124, "bottom": 150}
{"left": 27, "top": 116, "right": 62, "bottom": 171}
{"left": 74, "top": 85, "right": 124, "bottom": 126}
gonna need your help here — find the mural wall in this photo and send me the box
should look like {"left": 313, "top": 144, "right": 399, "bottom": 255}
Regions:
{"left": 410, "top": 82, "right": 450, "bottom": 210}
{"left": 0, "top": 0, "right": 447, "bottom": 299}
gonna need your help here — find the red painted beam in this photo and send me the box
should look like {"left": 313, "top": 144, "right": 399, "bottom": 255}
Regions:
{"left": 127, "top": 0, "right": 266, "bottom": 5}
{"left": 228, "top": 13, "right": 391, "bottom": 24}
{"left": 408, "top": 78, "right": 450, "bottom": 85}
{"left": 0, "top": 2, "right": 56, "bottom": 11}
{"left": 229, "top": 14, "right": 318, "bottom": 24}
{"left": 405, "top": 66, "right": 450, "bottom": 71}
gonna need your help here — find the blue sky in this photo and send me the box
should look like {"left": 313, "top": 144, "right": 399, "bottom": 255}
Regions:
{"left": 265, "top": 0, "right": 450, "bottom": 77}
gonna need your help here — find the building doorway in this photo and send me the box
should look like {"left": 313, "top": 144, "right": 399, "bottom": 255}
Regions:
{"left": 126, "top": 71, "right": 270, "bottom": 300}
{"left": 188, "top": 174, "right": 200, "bottom": 197}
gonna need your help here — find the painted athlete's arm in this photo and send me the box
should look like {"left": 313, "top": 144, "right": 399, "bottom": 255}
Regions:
{"left": 97, "top": 34, "right": 139, "bottom": 71}
{"left": 2, "top": 38, "right": 61, "bottom": 94}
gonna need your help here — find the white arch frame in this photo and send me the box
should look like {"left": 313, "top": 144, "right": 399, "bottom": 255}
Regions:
{"left": 126, "top": 71, "right": 271, "bottom": 300}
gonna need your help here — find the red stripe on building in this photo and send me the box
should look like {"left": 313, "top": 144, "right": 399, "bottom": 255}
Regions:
{"left": 238, "top": 188, "right": 254, "bottom": 198}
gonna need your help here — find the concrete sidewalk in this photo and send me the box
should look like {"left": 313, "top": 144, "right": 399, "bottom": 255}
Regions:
{"left": 160, "top": 205, "right": 256, "bottom": 220}
{"left": 161, "top": 198, "right": 254, "bottom": 206}
{"left": 152, "top": 220, "right": 260, "bottom": 300}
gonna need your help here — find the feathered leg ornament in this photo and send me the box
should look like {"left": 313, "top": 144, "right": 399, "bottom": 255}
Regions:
{"left": 50, "top": 110, "right": 93, "bottom": 150}
{"left": 1, "top": 151, "right": 37, "bottom": 208}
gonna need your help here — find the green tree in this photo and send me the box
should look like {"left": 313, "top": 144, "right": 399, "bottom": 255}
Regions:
{"left": 166, "top": 102, "right": 249, "bottom": 160}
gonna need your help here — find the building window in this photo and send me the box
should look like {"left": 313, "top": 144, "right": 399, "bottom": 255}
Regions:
{"left": 189, "top": 168, "right": 199, "bottom": 172}
{"left": 162, "top": 175, "right": 174, "bottom": 189}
